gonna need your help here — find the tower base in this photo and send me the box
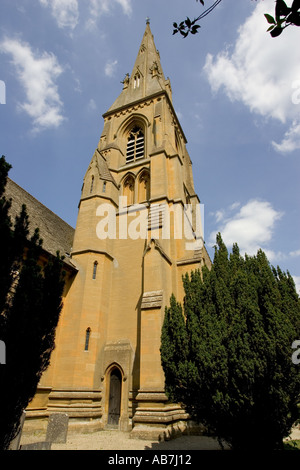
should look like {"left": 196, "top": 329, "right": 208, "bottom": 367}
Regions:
{"left": 24, "top": 387, "right": 103, "bottom": 433}
{"left": 129, "top": 390, "right": 204, "bottom": 441}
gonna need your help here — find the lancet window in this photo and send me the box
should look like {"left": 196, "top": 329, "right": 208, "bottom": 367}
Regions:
{"left": 85, "top": 328, "right": 91, "bottom": 351}
{"left": 138, "top": 170, "right": 150, "bottom": 202}
{"left": 123, "top": 174, "right": 135, "bottom": 206}
{"left": 92, "top": 261, "right": 98, "bottom": 280}
{"left": 133, "top": 74, "right": 140, "bottom": 89}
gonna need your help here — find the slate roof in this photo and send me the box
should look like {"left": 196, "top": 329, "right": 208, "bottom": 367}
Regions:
{"left": 4, "top": 178, "right": 76, "bottom": 269}
{"left": 96, "top": 149, "right": 117, "bottom": 185}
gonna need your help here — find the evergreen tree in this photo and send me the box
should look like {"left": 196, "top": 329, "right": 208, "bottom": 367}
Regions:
{"left": 161, "top": 233, "right": 300, "bottom": 450}
{"left": 161, "top": 294, "right": 189, "bottom": 404}
{"left": 0, "top": 156, "right": 65, "bottom": 450}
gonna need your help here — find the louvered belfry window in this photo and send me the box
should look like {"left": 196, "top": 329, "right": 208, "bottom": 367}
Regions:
{"left": 126, "top": 126, "right": 144, "bottom": 163}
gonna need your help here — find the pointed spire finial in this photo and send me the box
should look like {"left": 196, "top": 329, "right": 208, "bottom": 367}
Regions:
{"left": 146, "top": 17, "right": 150, "bottom": 25}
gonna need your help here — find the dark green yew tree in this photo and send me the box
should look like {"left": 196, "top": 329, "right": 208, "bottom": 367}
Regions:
{"left": 161, "top": 233, "right": 300, "bottom": 450}
{"left": 0, "top": 156, "right": 65, "bottom": 450}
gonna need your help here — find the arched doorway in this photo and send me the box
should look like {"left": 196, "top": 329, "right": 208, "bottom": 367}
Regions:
{"left": 107, "top": 368, "right": 122, "bottom": 426}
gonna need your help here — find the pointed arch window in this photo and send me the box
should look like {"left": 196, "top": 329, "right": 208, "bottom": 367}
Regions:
{"left": 138, "top": 170, "right": 150, "bottom": 203}
{"left": 90, "top": 175, "right": 94, "bottom": 193}
{"left": 134, "top": 74, "right": 140, "bottom": 89}
{"left": 126, "top": 126, "right": 144, "bottom": 163}
{"left": 123, "top": 174, "right": 135, "bottom": 206}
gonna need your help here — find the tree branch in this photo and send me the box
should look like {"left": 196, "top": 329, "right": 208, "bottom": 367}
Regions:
{"left": 173, "top": 0, "right": 300, "bottom": 39}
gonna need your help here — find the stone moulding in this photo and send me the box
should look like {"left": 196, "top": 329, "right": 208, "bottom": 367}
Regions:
{"left": 140, "top": 290, "right": 163, "bottom": 309}
{"left": 176, "top": 249, "right": 203, "bottom": 266}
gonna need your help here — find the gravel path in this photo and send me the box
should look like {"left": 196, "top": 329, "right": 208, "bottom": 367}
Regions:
{"left": 20, "top": 429, "right": 227, "bottom": 451}
{"left": 19, "top": 426, "right": 300, "bottom": 451}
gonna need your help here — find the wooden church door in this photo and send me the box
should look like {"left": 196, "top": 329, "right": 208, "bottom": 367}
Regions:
{"left": 108, "top": 368, "right": 122, "bottom": 425}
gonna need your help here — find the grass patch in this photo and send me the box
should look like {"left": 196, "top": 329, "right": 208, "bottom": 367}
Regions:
{"left": 283, "top": 439, "right": 300, "bottom": 450}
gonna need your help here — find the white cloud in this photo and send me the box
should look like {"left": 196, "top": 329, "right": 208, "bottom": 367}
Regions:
{"left": 204, "top": 0, "right": 300, "bottom": 154}
{"left": 86, "top": 0, "right": 132, "bottom": 29}
{"left": 39, "top": 0, "right": 79, "bottom": 30}
{"left": 229, "top": 202, "right": 241, "bottom": 211}
{"left": 104, "top": 59, "right": 118, "bottom": 77}
{"left": 272, "top": 120, "right": 300, "bottom": 153}
{"left": 292, "top": 275, "right": 300, "bottom": 295}
{"left": 175, "top": 109, "right": 183, "bottom": 121}
{"left": 290, "top": 249, "right": 300, "bottom": 257}
{"left": 263, "top": 249, "right": 286, "bottom": 263}
{"left": 0, "top": 38, "right": 64, "bottom": 132}
{"left": 214, "top": 209, "right": 225, "bottom": 222}
{"left": 115, "top": 0, "right": 132, "bottom": 15}
{"left": 88, "top": 98, "right": 97, "bottom": 110}
{"left": 74, "top": 77, "right": 82, "bottom": 93}
{"left": 40, "top": 0, "right": 79, "bottom": 30}
{"left": 39, "top": 0, "right": 132, "bottom": 31}
{"left": 209, "top": 199, "right": 283, "bottom": 258}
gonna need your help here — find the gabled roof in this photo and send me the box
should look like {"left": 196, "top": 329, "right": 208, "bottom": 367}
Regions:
{"left": 5, "top": 178, "right": 75, "bottom": 268}
{"left": 96, "top": 149, "right": 117, "bottom": 185}
{"left": 84, "top": 149, "right": 117, "bottom": 187}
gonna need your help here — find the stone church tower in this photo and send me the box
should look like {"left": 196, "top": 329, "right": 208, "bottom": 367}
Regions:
{"left": 30, "top": 21, "right": 211, "bottom": 439}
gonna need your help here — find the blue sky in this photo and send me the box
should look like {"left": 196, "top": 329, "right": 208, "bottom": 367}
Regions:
{"left": 0, "top": 0, "right": 299, "bottom": 292}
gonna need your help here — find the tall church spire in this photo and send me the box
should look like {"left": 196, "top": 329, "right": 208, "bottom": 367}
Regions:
{"left": 106, "top": 22, "right": 172, "bottom": 114}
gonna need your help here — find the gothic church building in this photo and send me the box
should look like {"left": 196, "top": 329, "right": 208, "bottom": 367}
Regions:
{"left": 17, "top": 22, "right": 211, "bottom": 439}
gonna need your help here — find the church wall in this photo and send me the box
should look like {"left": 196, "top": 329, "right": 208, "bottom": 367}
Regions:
{"left": 24, "top": 22, "right": 211, "bottom": 438}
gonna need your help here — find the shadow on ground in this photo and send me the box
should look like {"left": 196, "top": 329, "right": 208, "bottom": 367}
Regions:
{"left": 143, "top": 435, "right": 229, "bottom": 450}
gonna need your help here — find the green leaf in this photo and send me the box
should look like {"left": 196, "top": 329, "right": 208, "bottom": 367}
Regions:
{"left": 180, "top": 30, "right": 189, "bottom": 38}
{"left": 288, "top": 11, "right": 300, "bottom": 25}
{"left": 185, "top": 17, "right": 192, "bottom": 28}
{"left": 291, "top": 0, "right": 300, "bottom": 13}
{"left": 191, "top": 25, "right": 201, "bottom": 34}
{"left": 264, "top": 13, "right": 276, "bottom": 24}
{"left": 276, "top": 0, "right": 291, "bottom": 20}
{"left": 270, "top": 26, "right": 283, "bottom": 37}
